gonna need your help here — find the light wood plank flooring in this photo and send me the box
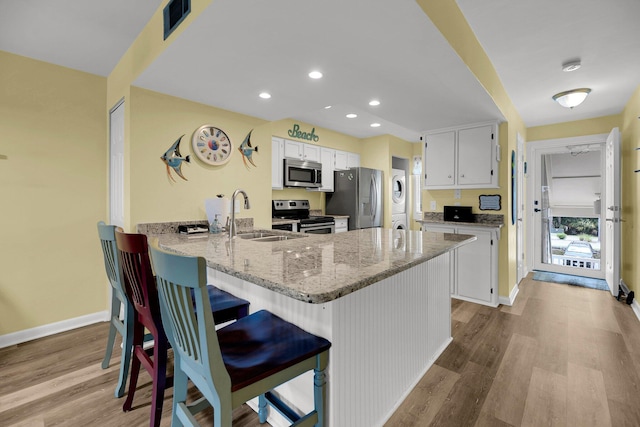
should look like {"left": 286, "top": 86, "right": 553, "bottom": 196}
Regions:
{"left": 386, "top": 274, "right": 640, "bottom": 427}
{"left": 1, "top": 274, "right": 639, "bottom": 426}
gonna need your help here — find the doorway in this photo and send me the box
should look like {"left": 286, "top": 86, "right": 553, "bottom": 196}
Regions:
{"left": 527, "top": 130, "right": 620, "bottom": 294}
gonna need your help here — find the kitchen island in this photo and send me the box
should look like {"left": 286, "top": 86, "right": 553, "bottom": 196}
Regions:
{"left": 151, "top": 227, "right": 474, "bottom": 427}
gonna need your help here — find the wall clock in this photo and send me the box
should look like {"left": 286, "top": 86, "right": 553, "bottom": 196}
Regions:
{"left": 192, "top": 124, "right": 233, "bottom": 165}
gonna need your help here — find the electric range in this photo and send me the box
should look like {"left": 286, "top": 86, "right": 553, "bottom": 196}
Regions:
{"left": 272, "top": 200, "right": 335, "bottom": 234}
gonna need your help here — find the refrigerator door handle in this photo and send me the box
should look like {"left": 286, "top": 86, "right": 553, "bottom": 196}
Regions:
{"left": 371, "top": 174, "right": 377, "bottom": 221}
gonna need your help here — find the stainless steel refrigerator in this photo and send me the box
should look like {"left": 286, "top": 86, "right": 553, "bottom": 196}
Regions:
{"left": 326, "top": 167, "right": 383, "bottom": 230}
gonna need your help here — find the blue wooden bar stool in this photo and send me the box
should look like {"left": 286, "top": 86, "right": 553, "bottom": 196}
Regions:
{"left": 96, "top": 221, "right": 136, "bottom": 398}
{"left": 149, "top": 240, "right": 331, "bottom": 427}
{"left": 116, "top": 230, "right": 250, "bottom": 427}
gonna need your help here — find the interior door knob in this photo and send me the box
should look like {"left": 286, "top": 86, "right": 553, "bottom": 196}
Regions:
{"left": 534, "top": 208, "right": 541, "bottom": 212}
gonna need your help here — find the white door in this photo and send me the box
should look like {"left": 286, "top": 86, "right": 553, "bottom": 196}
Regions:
{"left": 604, "top": 128, "right": 621, "bottom": 297}
{"left": 109, "top": 100, "right": 125, "bottom": 227}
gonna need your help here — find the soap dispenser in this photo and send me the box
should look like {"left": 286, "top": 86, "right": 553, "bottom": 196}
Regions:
{"left": 210, "top": 214, "right": 221, "bottom": 234}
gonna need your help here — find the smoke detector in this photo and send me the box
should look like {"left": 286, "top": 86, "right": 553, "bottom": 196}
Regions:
{"left": 562, "top": 60, "right": 581, "bottom": 72}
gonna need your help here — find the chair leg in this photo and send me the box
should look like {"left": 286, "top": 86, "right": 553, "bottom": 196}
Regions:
{"left": 171, "top": 354, "right": 188, "bottom": 427}
{"left": 114, "top": 303, "right": 135, "bottom": 398}
{"left": 102, "top": 292, "right": 120, "bottom": 369}
{"left": 258, "top": 394, "right": 268, "bottom": 423}
{"left": 213, "top": 402, "right": 233, "bottom": 427}
{"left": 149, "top": 339, "right": 169, "bottom": 427}
{"left": 313, "top": 362, "right": 327, "bottom": 427}
{"left": 123, "top": 321, "right": 144, "bottom": 412}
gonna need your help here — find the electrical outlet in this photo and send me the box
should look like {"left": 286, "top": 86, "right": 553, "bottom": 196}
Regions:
{"left": 454, "top": 189, "right": 461, "bottom": 199}
{"left": 430, "top": 200, "right": 436, "bottom": 211}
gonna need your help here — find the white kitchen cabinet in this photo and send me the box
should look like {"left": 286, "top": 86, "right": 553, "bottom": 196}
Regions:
{"left": 334, "top": 150, "right": 348, "bottom": 170}
{"left": 334, "top": 150, "right": 360, "bottom": 170}
{"left": 318, "top": 147, "right": 335, "bottom": 192}
{"left": 272, "top": 137, "right": 284, "bottom": 190}
{"left": 423, "top": 131, "right": 455, "bottom": 187}
{"left": 422, "top": 223, "right": 499, "bottom": 307}
{"left": 423, "top": 122, "right": 499, "bottom": 189}
{"left": 334, "top": 218, "right": 348, "bottom": 233}
{"left": 283, "top": 139, "right": 320, "bottom": 162}
{"left": 347, "top": 152, "right": 360, "bottom": 168}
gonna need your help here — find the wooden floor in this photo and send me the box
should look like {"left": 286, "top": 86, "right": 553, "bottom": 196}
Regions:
{"left": 1, "top": 274, "right": 639, "bottom": 426}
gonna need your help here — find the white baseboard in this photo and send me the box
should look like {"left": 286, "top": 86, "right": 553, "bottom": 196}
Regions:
{"left": 631, "top": 299, "right": 640, "bottom": 322}
{"left": 499, "top": 282, "right": 520, "bottom": 307}
{"left": 0, "top": 311, "right": 109, "bottom": 349}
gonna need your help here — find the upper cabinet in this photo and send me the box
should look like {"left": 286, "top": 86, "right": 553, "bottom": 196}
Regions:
{"left": 334, "top": 150, "right": 360, "bottom": 171}
{"left": 283, "top": 139, "right": 321, "bottom": 162}
{"left": 423, "top": 122, "right": 499, "bottom": 189}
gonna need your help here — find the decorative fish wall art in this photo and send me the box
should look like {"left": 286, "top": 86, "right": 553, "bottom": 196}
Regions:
{"left": 238, "top": 130, "right": 258, "bottom": 169}
{"left": 161, "top": 135, "right": 190, "bottom": 182}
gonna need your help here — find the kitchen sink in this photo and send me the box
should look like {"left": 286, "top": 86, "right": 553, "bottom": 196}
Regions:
{"left": 236, "top": 231, "right": 306, "bottom": 242}
{"left": 237, "top": 232, "right": 277, "bottom": 239}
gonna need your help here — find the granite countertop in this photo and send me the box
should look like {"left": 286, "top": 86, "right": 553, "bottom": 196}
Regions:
{"left": 416, "top": 212, "right": 504, "bottom": 229}
{"left": 149, "top": 228, "right": 474, "bottom": 304}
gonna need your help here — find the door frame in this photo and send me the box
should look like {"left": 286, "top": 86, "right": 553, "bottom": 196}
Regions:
{"left": 109, "top": 98, "right": 125, "bottom": 227}
{"left": 526, "top": 133, "right": 609, "bottom": 279}
{"left": 516, "top": 133, "right": 526, "bottom": 283}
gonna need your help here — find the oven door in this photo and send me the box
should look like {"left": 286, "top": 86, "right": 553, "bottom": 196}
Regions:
{"left": 299, "top": 224, "right": 335, "bottom": 234}
{"left": 272, "top": 222, "right": 299, "bottom": 232}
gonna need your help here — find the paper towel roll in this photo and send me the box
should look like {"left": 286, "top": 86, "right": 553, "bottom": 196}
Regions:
{"left": 205, "top": 197, "right": 230, "bottom": 224}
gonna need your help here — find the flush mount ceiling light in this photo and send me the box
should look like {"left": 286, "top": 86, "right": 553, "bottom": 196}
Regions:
{"left": 308, "top": 71, "right": 323, "bottom": 79}
{"left": 258, "top": 92, "right": 271, "bottom": 99}
{"left": 346, "top": 113, "right": 357, "bottom": 118}
{"left": 324, "top": 105, "right": 332, "bottom": 109}
{"left": 562, "top": 60, "right": 581, "bottom": 72}
{"left": 552, "top": 88, "right": 591, "bottom": 109}
{"left": 369, "top": 100, "right": 380, "bottom": 106}
{"left": 370, "top": 123, "right": 381, "bottom": 127}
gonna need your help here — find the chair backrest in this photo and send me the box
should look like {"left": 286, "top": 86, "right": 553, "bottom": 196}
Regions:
{"left": 149, "top": 240, "right": 231, "bottom": 393}
{"left": 97, "top": 221, "right": 127, "bottom": 300}
{"left": 115, "top": 230, "right": 163, "bottom": 329}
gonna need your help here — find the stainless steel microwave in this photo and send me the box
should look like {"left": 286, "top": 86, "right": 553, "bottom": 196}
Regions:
{"left": 283, "top": 158, "right": 322, "bottom": 188}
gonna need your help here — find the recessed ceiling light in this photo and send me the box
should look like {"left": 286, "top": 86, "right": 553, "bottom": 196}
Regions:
{"left": 346, "top": 113, "right": 357, "bottom": 119}
{"left": 370, "top": 123, "right": 381, "bottom": 127}
{"left": 308, "top": 71, "right": 323, "bottom": 79}
{"left": 259, "top": 92, "right": 271, "bottom": 99}
{"left": 324, "top": 105, "right": 332, "bottom": 109}
{"left": 562, "top": 60, "right": 581, "bottom": 72}
{"left": 369, "top": 100, "right": 380, "bottom": 106}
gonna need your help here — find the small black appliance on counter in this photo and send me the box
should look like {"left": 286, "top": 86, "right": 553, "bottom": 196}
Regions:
{"left": 443, "top": 206, "right": 474, "bottom": 222}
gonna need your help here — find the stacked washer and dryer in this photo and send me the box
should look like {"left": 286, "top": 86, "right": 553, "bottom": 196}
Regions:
{"left": 391, "top": 168, "right": 408, "bottom": 230}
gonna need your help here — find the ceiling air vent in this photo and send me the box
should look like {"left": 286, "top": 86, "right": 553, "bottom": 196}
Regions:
{"left": 163, "top": 0, "right": 190, "bottom": 40}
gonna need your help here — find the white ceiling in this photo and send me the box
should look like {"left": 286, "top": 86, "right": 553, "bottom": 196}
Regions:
{"left": 2, "top": 0, "right": 639, "bottom": 139}
{"left": 456, "top": 0, "right": 640, "bottom": 127}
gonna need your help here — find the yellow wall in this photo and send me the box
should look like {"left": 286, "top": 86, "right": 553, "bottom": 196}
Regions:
{"left": 527, "top": 115, "right": 622, "bottom": 142}
{"left": 621, "top": 85, "right": 640, "bottom": 295}
{"left": 416, "top": 1, "right": 526, "bottom": 299}
{"left": 129, "top": 87, "right": 270, "bottom": 228}
{"left": 0, "top": 51, "right": 107, "bottom": 334}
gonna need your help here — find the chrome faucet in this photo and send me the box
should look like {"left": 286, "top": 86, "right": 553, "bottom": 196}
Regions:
{"left": 229, "top": 189, "right": 250, "bottom": 239}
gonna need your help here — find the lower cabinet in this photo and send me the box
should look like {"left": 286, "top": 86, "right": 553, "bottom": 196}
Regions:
{"left": 334, "top": 218, "right": 348, "bottom": 233}
{"left": 423, "top": 223, "right": 499, "bottom": 307}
